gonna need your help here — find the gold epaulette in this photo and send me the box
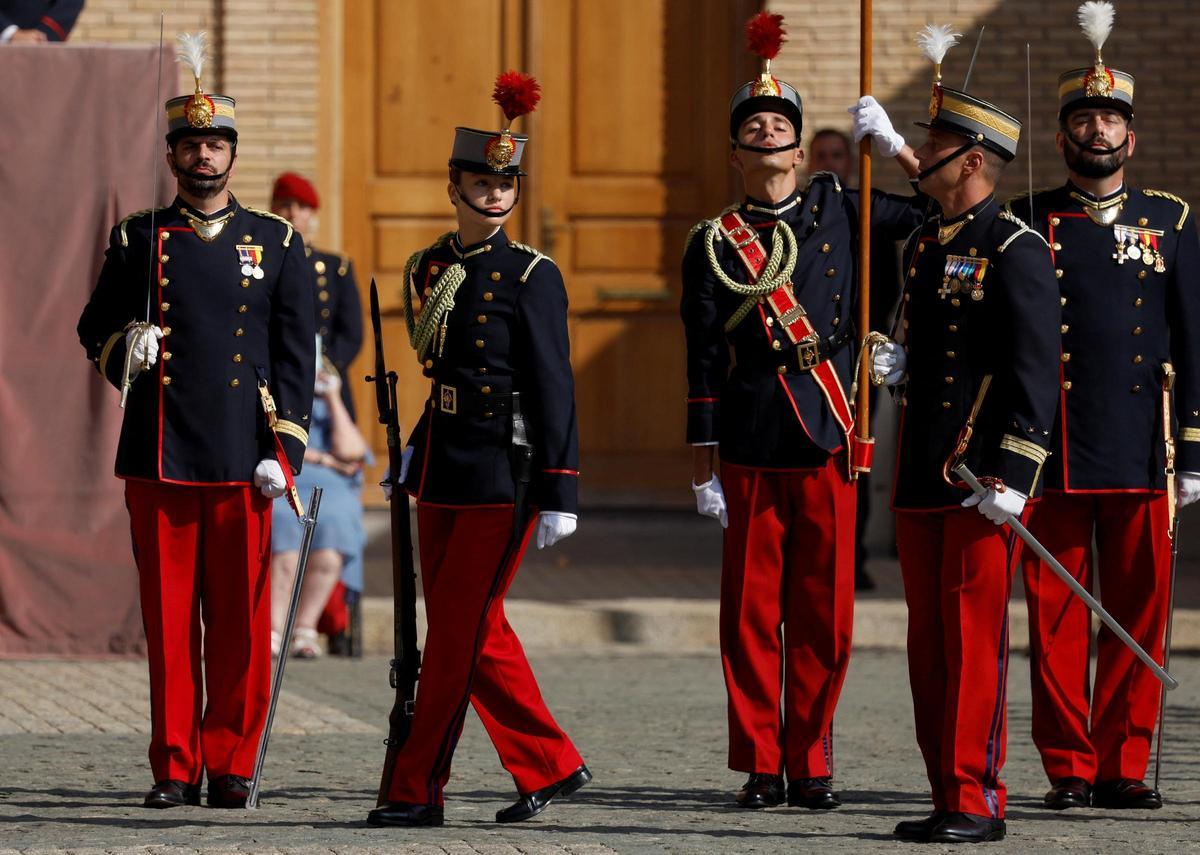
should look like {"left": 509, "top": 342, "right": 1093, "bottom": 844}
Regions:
{"left": 244, "top": 206, "right": 295, "bottom": 247}
{"left": 997, "top": 210, "right": 1049, "bottom": 251}
{"left": 509, "top": 241, "right": 552, "bottom": 282}
{"left": 1143, "top": 189, "right": 1191, "bottom": 232}
{"left": 117, "top": 208, "right": 158, "bottom": 247}
{"left": 805, "top": 170, "right": 843, "bottom": 194}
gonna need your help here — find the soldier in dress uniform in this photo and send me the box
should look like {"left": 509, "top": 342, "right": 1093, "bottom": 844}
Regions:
{"left": 1005, "top": 1, "right": 1200, "bottom": 813}
{"left": 368, "top": 71, "right": 589, "bottom": 828}
{"left": 867, "top": 26, "right": 1062, "bottom": 843}
{"left": 681, "top": 12, "right": 922, "bottom": 812}
{"left": 0, "top": 0, "right": 82, "bottom": 42}
{"left": 76, "top": 33, "right": 314, "bottom": 809}
{"left": 270, "top": 171, "right": 363, "bottom": 419}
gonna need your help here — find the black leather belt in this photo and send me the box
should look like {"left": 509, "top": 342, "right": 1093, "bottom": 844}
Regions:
{"left": 434, "top": 382, "right": 513, "bottom": 418}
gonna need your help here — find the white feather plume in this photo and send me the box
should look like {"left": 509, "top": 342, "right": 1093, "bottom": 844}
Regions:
{"left": 175, "top": 31, "right": 209, "bottom": 81}
{"left": 915, "top": 24, "right": 962, "bottom": 66}
{"left": 1077, "top": 2, "right": 1114, "bottom": 53}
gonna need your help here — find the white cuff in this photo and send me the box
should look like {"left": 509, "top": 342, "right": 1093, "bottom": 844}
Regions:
{"left": 1, "top": 25, "right": 18, "bottom": 43}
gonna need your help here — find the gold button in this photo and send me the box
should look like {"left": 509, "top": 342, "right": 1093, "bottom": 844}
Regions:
{"left": 160, "top": 254, "right": 169, "bottom": 263}
{"left": 477, "top": 314, "right": 487, "bottom": 324}
{"left": 1061, "top": 324, "right": 1070, "bottom": 333}
{"left": 1055, "top": 269, "right": 1064, "bottom": 279}
{"left": 772, "top": 340, "right": 782, "bottom": 351}
{"left": 1133, "top": 326, "right": 1143, "bottom": 335}
{"left": 430, "top": 265, "right": 440, "bottom": 275}
{"left": 1133, "top": 355, "right": 1143, "bottom": 364}
{"left": 944, "top": 376, "right": 955, "bottom": 384}
{"left": 969, "top": 248, "right": 977, "bottom": 257}
{"left": 235, "top": 328, "right": 244, "bottom": 337}
{"left": 481, "top": 385, "right": 492, "bottom": 394}
{"left": 233, "top": 354, "right": 243, "bottom": 363}
{"left": 832, "top": 294, "right": 841, "bottom": 303}
{"left": 490, "top": 271, "right": 501, "bottom": 281}
{"left": 162, "top": 375, "right": 172, "bottom": 386}
{"left": 319, "top": 291, "right": 330, "bottom": 302}
{"left": 479, "top": 367, "right": 489, "bottom": 374}
{"left": 832, "top": 317, "right": 841, "bottom": 326}
{"left": 314, "top": 260, "right": 327, "bottom": 274}
{"left": 238, "top": 304, "right": 248, "bottom": 313}
{"left": 424, "top": 359, "right": 434, "bottom": 369}
{"left": 1135, "top": 297, "right": 1143, "bottom": 307}
{"left": 475, "top": 339, "right": 485, "bottom": 348}
{"left": 1131, "top": 384, "right": 1142, "bottom": 393}
{"left": 162, "top": 351, "right": 172, "bottom": 361}
{"left": 1052, "top": 242, "right": 1062, "bottom": 251}
{"left": 160, "top": 277, "right": 170, "bottom": 286}
{"left": 951, "top": 298, "right": 961, "bottom": 307}
{"left": 821, "top": 243, "right": 831, "bottom": 253}
{"left": 765, "top": 316, "right": 774, "bottom": 326}
{"left": 776, "top": 365, "right": 787, "bottom": 375}
{"left": 948, "top": 324, "right": 958, "bottom": 332}
{"left": 1138, "top": 270, "right": 1147, "bottom": 280}
{"left": 243, "top": 234, "right": 252, "bottom": 242}
{"left": 317, "top": 276, "right": 328, "bottom": 286}
{"left": 241, "top": 278, "right": 250, "bottom": 288}
{"left": 483, "top": 411, "right": 494, "bottom": 419}
{"left": 1062, "top": 381, "right": 1072, "bottom": 390}
{"left": 321, "top": 308, "right": 331, "bottom": 318}
{"left": 942, "top": 401, "right": 951, "bottom": 409}
{"left": 1051, "top": 217, "right": 1061, "bottom": 226}
{"left": 902, "top": 320, "right": 910, "bottom": 329}
{"left": 160, "top": 230, "right": 170, "bottom": 240}
{"left": 1061, "top": 353, "right": 1071, "bottom": 362}
{"left": 162, "top": 326, "right": 172, "bottom": 336}
{"left": 160, "top": 301, "right": 170, "bottom": 311}
{"left": 1139, "top": 217, "right": 1148, "bottom": 226}
{"left": 812, "top": 204, "right": 819, "bottom": 212}
{"left": 483, "top": 292, "right": 494, "bottom": 301}
{"left": 230, "top": 378, "right": 240, "bottom": 388}
{"left": 423, "top": 287, "right": 432, "bottom": 298}
{"left": 825, "top": 268, "right": 836, "bottom": 277}
{"left": 904, "top": 293, "right": 911, "bottom": 302}
{"left": 946, "top": 350, "right": 956, "bottom": 358}
{"left": 908, "top": 267, "right": 917, "bottom": 277}
{"left": 1060, "top": 296, "right": 1068, "bottom": 306}
{"left": 918, "top": 243, "right": 926, "bottom": 252}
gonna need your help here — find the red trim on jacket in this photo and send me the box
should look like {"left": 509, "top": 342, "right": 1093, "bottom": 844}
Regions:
{"left": 41, "top": 15, "right": 67, "bottom": 40}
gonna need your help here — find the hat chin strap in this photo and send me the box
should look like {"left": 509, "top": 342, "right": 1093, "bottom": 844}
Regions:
{"left": 1064, "top": 131, "right": 1129, "bottom": 157}
{"left": 916, "top": 139, "right": 979, "bottom": 182}
{"left": 733, "top": 141, "right": 801, "bottom": 154}
{"left": 454, "top": 176, "right": 522, "bottom": 219}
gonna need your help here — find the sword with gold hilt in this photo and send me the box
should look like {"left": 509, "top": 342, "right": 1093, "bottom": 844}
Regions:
{"left": 1154, "top": 362, "right": 1181, "bottom": 789}
{"left": 121, "top": 11, "right": 167, "bottom": 408}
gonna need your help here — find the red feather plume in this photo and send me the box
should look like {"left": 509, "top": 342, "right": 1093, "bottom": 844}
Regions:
{"left": 492, "top": 70, "right": 542, "bottom": 122}
{"left": 745, "top": 12, "right": 786, "bottom": 61}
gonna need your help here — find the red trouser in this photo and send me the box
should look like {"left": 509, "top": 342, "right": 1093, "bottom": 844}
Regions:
{"left": 382, "top": 504, "right": 584, "bottom": 806}
{"left": 125, "top": 480, "right": 272, "bottom": 785}
{"left": 719, "top": 458, "right": 856, "bottom": 779}
{"left": 1021, "top": 490, "right": 1170, "bottom": 783}
{"left": 895, "top": 508, "right": 1024, "bottom": 819}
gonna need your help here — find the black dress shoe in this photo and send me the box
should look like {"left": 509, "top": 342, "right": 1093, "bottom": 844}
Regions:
{"left": 206, "top": 774, "right": 252, "bottom": 809}
{"left": 143, "top": 779, "right": 200, "bottom": 808}
{"left": 367, "top": 801, "right": 445, "bottom": 826}
{"left": 787, "top": 776, "right": 841, "bottom": 809}
{"left": 495, "top": 764, "right": 592, "bottom": 823}
{"left": 735, "top": 773, "right": 785, "bottom": 809}
{"left": 893, "top": 811, "right": 948, "bottom": 842}
{"left": 1092, "top": 778, "right": 1162, "bottom": 810}
{"left": 929, "top": 812, "right": 1006, "bottom": 844}
{"left": 1044, "top": 776, "right": 1091, "bottom": 810}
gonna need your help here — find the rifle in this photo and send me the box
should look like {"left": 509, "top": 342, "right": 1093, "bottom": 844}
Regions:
{"left": 367, "top": 279, "right": 421, "bottom": 804}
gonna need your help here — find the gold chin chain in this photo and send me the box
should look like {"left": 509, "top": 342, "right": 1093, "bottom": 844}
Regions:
{"left": 1070, "top": 190, "right": 1127, "bottom": 226}
{"left": 181, "top": 207, "right": 235, "bottom": 242}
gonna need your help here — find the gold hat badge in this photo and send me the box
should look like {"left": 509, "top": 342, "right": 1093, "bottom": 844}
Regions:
{"left": 1078, "top": 1, "right": 1116, "bottom": 98}
{"left": 176, "top": 32, "right": 215, "bottom": 129}
{"left": 745, "top": 12, "right": 785, "bottom": 97}
{"left": 485, "top": 71, "right": 541, "bottom": 171}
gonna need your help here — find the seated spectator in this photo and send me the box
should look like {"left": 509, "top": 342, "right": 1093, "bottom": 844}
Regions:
{"left": 1, "top": 1, "right": 83, "bottom": 43}
{"left": 271, "top": 356, "right": 369, "bottom": 658}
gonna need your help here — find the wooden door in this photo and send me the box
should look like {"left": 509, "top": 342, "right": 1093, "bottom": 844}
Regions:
{"left": 343, "top": 0, "right": 755, "bottom": 503}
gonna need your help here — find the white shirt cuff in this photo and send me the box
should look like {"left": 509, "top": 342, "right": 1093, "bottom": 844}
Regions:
{"left": 1, "top": 26, "right": 19, "bottom": 43}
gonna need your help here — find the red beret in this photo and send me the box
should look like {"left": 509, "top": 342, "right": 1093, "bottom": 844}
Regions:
{"left": 271, "top": 172, "right": 319, "bottom": 209}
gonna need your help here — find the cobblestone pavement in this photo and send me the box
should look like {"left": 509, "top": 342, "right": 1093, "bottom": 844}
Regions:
{"left": 1, "top": 652, "right": 1197, "bottom": 853}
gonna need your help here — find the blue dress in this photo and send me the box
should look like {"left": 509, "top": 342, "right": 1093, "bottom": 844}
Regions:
{"left": 271, "top": 397, "right": 367, "bottom": 592}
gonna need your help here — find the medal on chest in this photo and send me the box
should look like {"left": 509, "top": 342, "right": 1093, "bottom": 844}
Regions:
{"left": 938, "top": 255, "right": 989, "bottom": 301}
{"left": 237, "top": 244, "right": 266, "bottom": 280}
{"left": 1112, "top": 224, "right": 1165, "bottom": 273}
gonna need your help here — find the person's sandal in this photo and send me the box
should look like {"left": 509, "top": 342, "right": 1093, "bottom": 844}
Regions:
{"left": 290, "top": 627, "right": 323, "bottom": 659}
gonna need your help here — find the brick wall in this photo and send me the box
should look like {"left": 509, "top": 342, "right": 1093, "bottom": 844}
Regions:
{"left": 72, "top": 0, "right": 322, "bottom": 232}
{"left": 770, "top": 0, "right": 1200, "bottom": 206}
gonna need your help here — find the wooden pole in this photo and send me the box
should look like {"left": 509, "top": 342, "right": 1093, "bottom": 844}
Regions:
{"left": 854, "top": 0, "right": 873, "bottom": 477}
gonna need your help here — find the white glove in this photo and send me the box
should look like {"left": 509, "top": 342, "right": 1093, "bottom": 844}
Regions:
{"left": 126, "top": 324, "right": 164, "bottom": 372}
{"left": 962, "top": 486, "right": 1028, "bottom": 525}
{"left": 537, "top": 511, "right": 577, "bottom": 549}
{"left": 1178, "top": 472, "right": 1200, "bottom": 509}
{"left": 848, "top": 95, "right": 905, "bottom": 158}
{"left": 693, "top": 475, "right": 729, "bottom": 528}
{"left": 381, "top": 446, "right": 414, "bottom": 501}
{"left": 253, "top": 458, "right": 287, "bottom": 498}
{"left": 871, "top": 341, "right": 907, "bottom": 386}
